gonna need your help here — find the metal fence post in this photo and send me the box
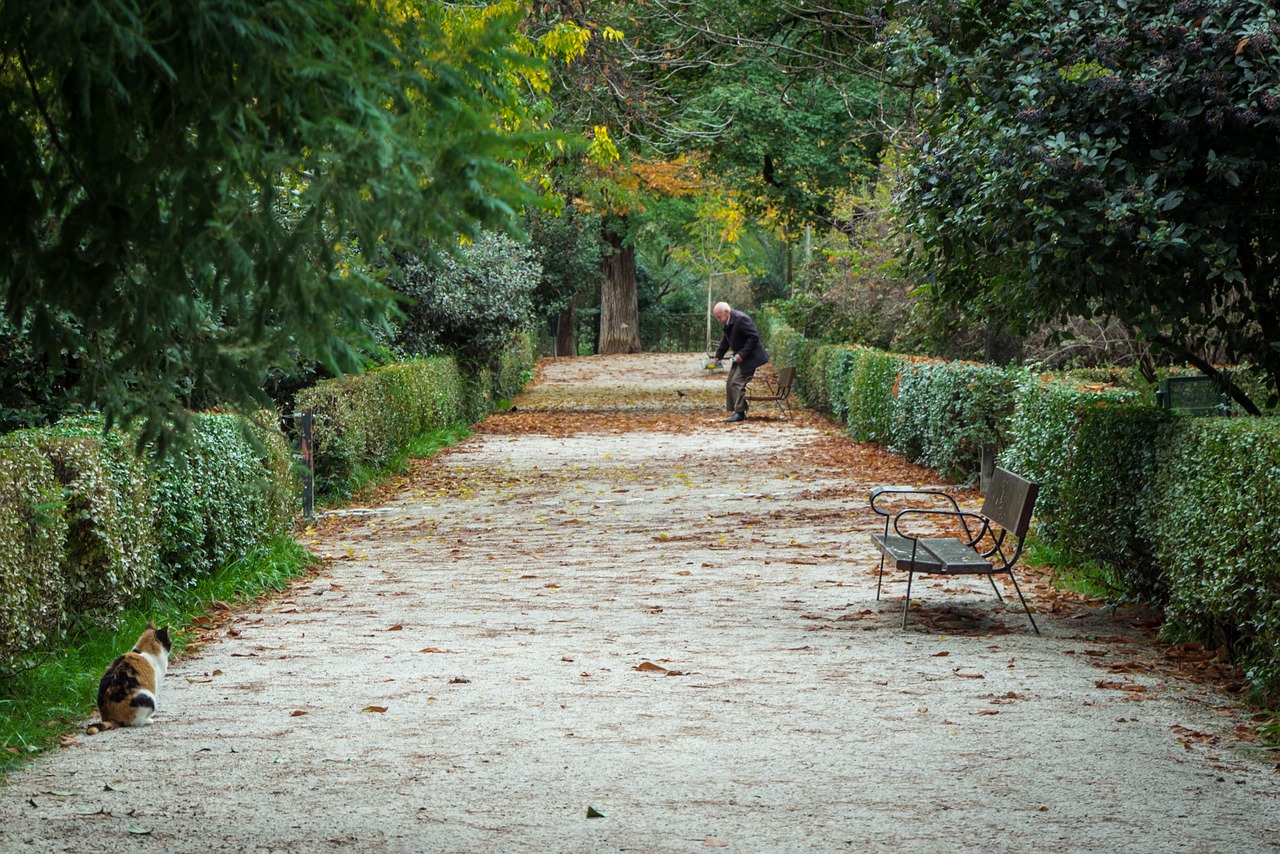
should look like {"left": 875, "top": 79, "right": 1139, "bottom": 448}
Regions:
{"left": 295, "top": 409, "right": 315, "bottom": 519}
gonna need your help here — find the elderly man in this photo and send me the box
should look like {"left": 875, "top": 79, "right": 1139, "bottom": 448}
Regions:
{"left": 711, "top": 301, "right": 769, "bottom": 423}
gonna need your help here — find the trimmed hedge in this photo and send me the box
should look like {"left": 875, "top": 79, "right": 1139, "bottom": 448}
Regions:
{"left": 296, "top": 356, "right": 469, "bottom": 497}
{"left": 0, "top": 448, "right": 66, "bottom": 673}
{"left": 295, "top": 333, "right": 536, "bottom": 499}
{"left": 757, "top": 313, "right": 1280, "bottom": 701}
{"left": 1155, "top": 420, "right": 1280, "bottom": 695}
{"left": 0, "top": 414, "right": 296, "bottom": 675}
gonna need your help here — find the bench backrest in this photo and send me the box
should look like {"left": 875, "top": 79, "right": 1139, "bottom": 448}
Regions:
{"left": 980, "top": 467, "right": 1039, "bottom": 539}
{"left": 775, "top": 366, "right": 796, "bottom": 395}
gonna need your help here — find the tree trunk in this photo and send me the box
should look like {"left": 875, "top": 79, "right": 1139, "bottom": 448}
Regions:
{"left": 555, "top": 305, "right": 577, "bottom": 357}
{"left": 599, "top": 225, "right": 642, "bottom": 355}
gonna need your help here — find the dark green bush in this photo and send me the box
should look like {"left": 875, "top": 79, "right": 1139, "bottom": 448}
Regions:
{"left": 153, "top": 415, "right": 296, "bottom": 582}
{"left": 391, "top": 231, "right": 540, "bottom": 369}
{"left": 845, "top": 349, "right": 910, "bottom": 445}
{"left": 1154, "top": 419, "right": 1280, "bottom": 699}
{"left": 890, "top": 362, "right": 1016, "bottom": 481}
{"left": 1003, "top": 376, "right": 1141, "bottom": 540}
{"left": 298, "top": 357, "right": 468, "bottom": 497}
{"left": 1051, "top": 404, "right": 1173, "bottom": 601}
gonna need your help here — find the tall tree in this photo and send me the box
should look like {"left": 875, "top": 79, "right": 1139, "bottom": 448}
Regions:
{"left": 888, "top": 0, "right": 1280, "bottom": 409}
{"left": 0, "top": 0, "right": 542, "bottom": 448}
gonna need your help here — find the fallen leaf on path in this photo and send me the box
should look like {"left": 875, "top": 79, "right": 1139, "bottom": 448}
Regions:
{"left": 586, "top": 806, "right": 606, "bottom": 818}
{"left": 704, "top": 839, "right": 728, "bottom": 848}
{"left": 420, "top": 647, "right": 453, "bottom": 653}
{"left": 634, "top": 661, "right": 668, "bottom": 673}
{"left": 385, "top": 624, "right": 403, "bottom": 631}
{"left": 291, "top": 710, "right": 308, "bottom": 717}
{"left": 932, "top": 651, "right": 950, "bottom": 657}
{"left": 362, "top": 706, "right": 388, "bottom": 713}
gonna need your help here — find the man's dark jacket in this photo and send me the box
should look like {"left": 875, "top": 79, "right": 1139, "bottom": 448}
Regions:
{"left": 714, "top": 310, "right": 769, "bottom": 372}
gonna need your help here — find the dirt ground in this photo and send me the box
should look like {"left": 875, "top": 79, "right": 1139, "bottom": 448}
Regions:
{"left": 1, "top": 352, "right": 1278, "bottom": 853}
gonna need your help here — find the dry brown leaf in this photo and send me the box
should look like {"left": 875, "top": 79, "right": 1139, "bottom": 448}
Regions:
{"left": 386, "top": 624, "right": 403, "bottom": 631}
{"left": 290, "top": 710, "right": 308, "bottom": 717}
{"left": 362, "top": 706, "right": 388, "bottom": 713}
{"left": 634, "top": 661, "right": 668, "bottom": 673}
{"left": 420, "top": 647, "right": 453, "bottom": 653}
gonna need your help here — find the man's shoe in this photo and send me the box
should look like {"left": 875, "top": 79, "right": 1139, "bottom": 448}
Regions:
{"left": 723, "top": 412, "right": 746, "bottom": 423}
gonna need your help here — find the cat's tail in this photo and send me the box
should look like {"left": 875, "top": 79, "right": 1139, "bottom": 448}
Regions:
{"left": 86, "top": 720, "right": 120, "bottom": 735}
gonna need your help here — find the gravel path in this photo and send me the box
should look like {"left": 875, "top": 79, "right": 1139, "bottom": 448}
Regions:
{"left": 1, "top": 353, "right": 1277, "bottom": 853}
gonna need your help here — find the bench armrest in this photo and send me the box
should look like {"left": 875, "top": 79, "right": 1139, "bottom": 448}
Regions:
{"left": 870, "top": 486, "right": 963, "bottom": 519}
{"left": 891, "top": 507, "right": 990, "bottom": 546}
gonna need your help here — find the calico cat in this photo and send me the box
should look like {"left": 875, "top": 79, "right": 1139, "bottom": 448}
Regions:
{"left": 86, "top": 621, "right": 172, "bottom": 735}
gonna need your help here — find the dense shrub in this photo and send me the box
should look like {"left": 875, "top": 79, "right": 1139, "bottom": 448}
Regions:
{"left": 26, "top": 420, "right": 160, "bottom": 623}
{"left": 0, "top": 413, "right": 295, "bottom": 673}
{"left": 1155, "top": 419, "right": 1280, "bottom": 698}
{"left": 890, "top": 362, "right": 1016, "bottom": 481}
{"left": 0, "top": 448, "right": 66, "bottom": 674}
{"left": 1002, "top": 377, "right": 1141, "bottom": 540}
{"left": 1050, "top": 404, "right": 1172, "bottom": 600}
{"left": 153, "top": 415, "right": 296, "bottom": 581}
{"left": 845, "top": 350, "right": 910, "bottom": 445}
{"left": 391, "top": 231, "right": 541, "bottom": 369}
{"left": 297, "top": 357, "right": 468, "bottom": 497}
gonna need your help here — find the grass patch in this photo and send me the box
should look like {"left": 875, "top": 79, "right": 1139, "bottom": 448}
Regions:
{"left": 0, "top": 536, "right": 315, "bottom": 777}
{"left": 1024, "top": 536, "right": 1127, "bottom": 601}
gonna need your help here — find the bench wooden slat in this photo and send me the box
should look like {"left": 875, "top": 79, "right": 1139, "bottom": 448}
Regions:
{"left": 871, "top": 534, "right": 995, "bottom": 574}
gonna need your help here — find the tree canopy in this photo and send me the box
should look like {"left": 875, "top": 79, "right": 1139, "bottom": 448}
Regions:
{"left": 888, "top": 0, "right": 1280, "bottom": 408}
{"left": 0, "top": 0, "right": 543, "bottom": 449}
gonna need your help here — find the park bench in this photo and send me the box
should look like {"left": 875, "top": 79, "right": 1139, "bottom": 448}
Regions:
{"left": 869, "top": 467, "right": 1040, "bottom": 633}
{"left": 745, "top": 366, "right": 796, "bottom": 419}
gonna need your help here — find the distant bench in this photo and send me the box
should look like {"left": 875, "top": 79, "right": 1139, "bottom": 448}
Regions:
{"left": 745, "top": 366, "right": 796, "bottom": 419}
{"left": 869, "top": 466, "right": 1040, "bottom": 633}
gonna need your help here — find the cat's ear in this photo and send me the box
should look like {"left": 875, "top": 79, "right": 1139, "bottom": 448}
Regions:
{"left": 146, "top": 620, "right": 157, "bottom": 630}
{"left": 156, "top": 626, "right": 172, "bottom": 648}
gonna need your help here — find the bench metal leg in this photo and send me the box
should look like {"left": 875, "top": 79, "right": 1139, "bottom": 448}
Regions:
{"left": 902, "top": 571, "right": 915, "bottom": 629}
{"left": 988, "top": 575, "right": 1004, "bottom": 602}
{"left": 1005, "top": 570, "right": 1040, "bottom": 635}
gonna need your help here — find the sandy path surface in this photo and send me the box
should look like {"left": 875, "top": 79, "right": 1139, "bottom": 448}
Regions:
{"left": 1, "top": 353, "right": 1277, "bottom": 853}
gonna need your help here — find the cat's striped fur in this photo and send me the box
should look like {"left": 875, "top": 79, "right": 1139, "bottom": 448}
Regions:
{"left": 86, "top": 622, "right": 171, "bottom": 735}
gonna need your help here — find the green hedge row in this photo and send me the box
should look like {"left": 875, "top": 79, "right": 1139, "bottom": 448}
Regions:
{"left": 0, "top": 415, "right": 296, "bottom": 675}
{"left": 759, "top": 311, "right": 1280, "bottom": 701}
{"left": 296, "top": 331, "right": 535, "bottom": 498}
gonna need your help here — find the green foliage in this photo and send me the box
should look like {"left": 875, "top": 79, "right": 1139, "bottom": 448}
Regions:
{"left": 525, "top": 205, "right": 604, "bottom": 321}
{"left": 818, "top": 346, "right": 863, "bottom": 424}
{"left": 0, "top": 413, "right": 295, "bottom": 675}
{"left": 889, "top": 362, "right": 1018, "bottom": 481}
{"left": 1051, "top": 404, "right": 1173, "bottom": 601}
{"left": 391, "top": 231, "right": 542, "bottom": 369}
{"left": 1155, "top": 418, "right": 1280, "bottom": 699}
{"left": 694, "top": 62, "right": 883, "bottom": 229}
{"left": 845, "top": 350, "right": 911, "bottom": 445}
{"left": 12, "top": 419, "right": 161, "bottom": 624}
{"left": 888, "top": 0, "right": 1280, "bottom": 404}
{"left": 0, "top": 447, "right": 66, "bottom": 674}
{"left": 0, "top": 536, "right": 312, "bottom": 773}
{"left": 1003, "top": 376, "right": 1143, "bottom": 539}
{"left": 153, "top": 415, "right": 295, "bottom": 582}
{"left": 297, "top": 357, "right": 469, "bottom": 498}
{"left": 1, "top": 0, "right": 543, "bottom": 449}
